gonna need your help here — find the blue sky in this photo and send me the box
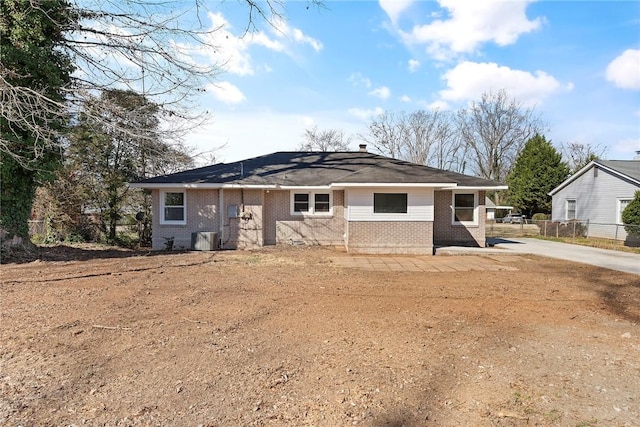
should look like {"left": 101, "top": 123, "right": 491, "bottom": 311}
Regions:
{"left": 185, "top": 0, "right": 640, "bottom": 164}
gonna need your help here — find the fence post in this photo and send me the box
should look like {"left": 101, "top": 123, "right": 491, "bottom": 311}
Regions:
{"left": 614, "top": 224, "right": 619, "bottom": 246}
{"left": 573, "top": 221, "right": 576, "bottom": 239}
{"left": 586, "top": 219, "right": 589, "bottom": 238}
{"left": 544, "top": 220, "right": 547, "bottom": 237}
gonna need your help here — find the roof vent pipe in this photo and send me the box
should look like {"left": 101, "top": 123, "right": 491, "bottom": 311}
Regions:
{"left": 359, "top": 144, "right": 367, "bottom": 152}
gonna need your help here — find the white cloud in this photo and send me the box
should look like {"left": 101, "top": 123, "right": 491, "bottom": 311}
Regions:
{"left": 439, "top": 61, "right": 569, "bottom": 106}
{"left": 408, "top": 59, "right": 421, "bottom": 72}
{"left": 379, "top": 0, "right": 414, "bottom": 25}
{"left": 427, "top": 100, "right": 450, "bottom": 111}
{"left": 348, "top": 107, "right": 385, "bottom": 121}
{"left": 200, "top": 12, "right": 321, "bottom": 76}
{"left": 201, "top": 12, "right": 256, "bottom": 76}
{"left": 206, "top": 82, "right": 246, "bottom": 104}
{"left": 400, "top": 0, "right": 543, "bottom": 60}
{"left": 250, "top": 31, "right": 287, "bottom": 52}
{"left": 606, "top": 49, "right": 640, "bottom": 90}
{"left": 273, "top": 18, "right": 323, "bottom": 52}
{"left": 292, "top": 28, "right": 323, "bottom": 52}
{"left": 400, "top": 95, "right": 412, "bottom": 103}
{"left": 612, "top": 137, "right": 640, "bottom": 154}
{"left": 348, "top": 72, "right": 372, "bottom": 88}
{"left": 369, "top": 86, "right": 391, "bottom": 99}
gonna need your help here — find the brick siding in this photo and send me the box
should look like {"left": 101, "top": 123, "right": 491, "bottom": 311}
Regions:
{"left": 264, "top": 190, "right": 345, "bottom": 246}
{"left": 151, "top": 188, "right": 486, "bottom": 252}
{"left": 151, "top": 189, "right": 219, "bottom": 251}
{"left": 433, "top": 190, "right": 486, "bottom": 247}
{"left": 222, "top": 189, "right": 263, "bottom": 249}
{"left": 346, "top": 221, "right": 434, "bottom": 254}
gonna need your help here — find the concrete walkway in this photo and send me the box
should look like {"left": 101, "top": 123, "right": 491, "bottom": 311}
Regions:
{"left": 329, "top": 254, "right": 522, "bottom": 273}
{"left": 439, "top": 237, "right": 640, "bottom": 276}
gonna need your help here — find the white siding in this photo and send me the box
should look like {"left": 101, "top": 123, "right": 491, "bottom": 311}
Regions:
{"left": 345, "top": 187, "right": 434, "bottom": 222}
{"left": 551, "top": 164, "right": 640, "bottom": 239}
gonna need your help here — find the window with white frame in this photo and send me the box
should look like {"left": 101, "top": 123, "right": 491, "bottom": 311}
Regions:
{"left": 373, "top": 193, "right": 408, "bottom": 214}
{"left": 291, "top": 191, "right": 332, "bottom": 215}
{"left": 293, "top": 193, "right": 309, "bottom": 213}
{"left": 617, "top": 199, "right": 631, "bottom": 224}
{"left": 314, "top": 193, "right": 330, "bottom": 213}
{"left": 161, "top": 191, "right": 186, "bottom": 224}
{"left": 566, "top": 199, "right": 576, "bottom": 220}
{"left": 452, "top": 192, "right": 477, "bottom": 224}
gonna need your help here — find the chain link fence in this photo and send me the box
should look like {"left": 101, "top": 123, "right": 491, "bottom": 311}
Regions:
{"left": 535, "top": 220, "right": 640, "bottom": 247}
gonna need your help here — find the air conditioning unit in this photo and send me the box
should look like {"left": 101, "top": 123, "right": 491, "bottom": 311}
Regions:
{"left": 191, "top": 232, "right": 219, "bottom": 251}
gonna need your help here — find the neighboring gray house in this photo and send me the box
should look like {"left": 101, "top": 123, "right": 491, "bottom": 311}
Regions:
{"left": 131, "top": 147, "right": 506, "bottom": 254}
{"left": 549, "top": 157, "right": 640, "bottom": 240}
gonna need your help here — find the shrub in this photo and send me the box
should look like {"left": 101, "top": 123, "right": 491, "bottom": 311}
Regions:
{"left": 622, "top": 191, "right": 640, "bottom": 237}
{"left": 532, "top": 213, "right": 549, "bottom": 221}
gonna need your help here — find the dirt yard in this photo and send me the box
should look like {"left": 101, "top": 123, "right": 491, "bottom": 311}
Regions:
{"left": 1, "top": 245, "right": 639, "bottom": 426}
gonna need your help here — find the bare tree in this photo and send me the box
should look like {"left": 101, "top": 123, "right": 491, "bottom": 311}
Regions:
{"left": 360, "top": 109, "right": 465, "bottom": 171}
{"left": 400, "top": 110, "right": 433, "bottom": 165}
{"left": 359, "top": 111, "right": 404, "bottom": 159}
{"left": 561, "top": 141, "right": 607, "bottom": 174}
{"left": 1, "top": 0, "right": 321, "bottom": 249}
{"left": 298, "top": 126, "right": 351, "bottom": 151}
{"left": 432, "top": 127, "right": 468, "bottom": 173}
{"left": 400, "top": 109, "right": 464, "bottom": 170}
{"left": 3, "top": 0, "right": 325, "bottom": 162}
{"left": 456, "top": 89, "right": 544, "bottom": 184}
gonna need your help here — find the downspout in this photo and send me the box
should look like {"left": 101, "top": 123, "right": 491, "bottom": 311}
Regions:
{"left": 219, "top": 189, "right": 224, "bottom": 249}
{"left": 343, "top": 189, "right": 349, "bottom": 251}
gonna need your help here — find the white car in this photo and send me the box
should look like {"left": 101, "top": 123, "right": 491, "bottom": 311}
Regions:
{"left": 502, "top": 213, "right": 524, "bottom": 224}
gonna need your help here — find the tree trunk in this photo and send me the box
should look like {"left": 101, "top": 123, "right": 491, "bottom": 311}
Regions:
{"left": 108, "top": 207, "right": 118, "bottom": 242}
{"left": 0, "top": 155, "right": 37, "bottom": 252}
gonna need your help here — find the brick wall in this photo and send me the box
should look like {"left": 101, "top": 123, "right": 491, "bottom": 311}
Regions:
{"left": 263, "top": 190, "right": 345, "bottom": 246}
{"left": 346, "top": 221, "right": 434, "bottom": 254}
{"left": 151, "top": 189, "right": 219, "bottom": 251}
{"left": 433, "top": 190, "right": 486, "bottom": 247}
{"left": 222, "top": 189, "right": 263, "bottom": 249}
{"left": 151, "top": 188, "right": 487, "bottom": 252}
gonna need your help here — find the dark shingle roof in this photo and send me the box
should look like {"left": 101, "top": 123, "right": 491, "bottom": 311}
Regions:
{"left": 598, "top": 160, "right": 640, "bottom": 183}
{"left": 133, "top": 151, "right": 505, "bottom": 188}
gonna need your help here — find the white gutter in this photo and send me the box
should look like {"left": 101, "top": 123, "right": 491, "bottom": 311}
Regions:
{"left": 278, "top": 185, "right": 332, "bottom": 190}
{"left": 331, "top": 183, "right": 508, "bottom": 191}
{"left": 130, "top": 182, "right": 507, "bottom": 191}
{"left": 330, "top": 182, "right": 457, "bottom": 188}
{"left": 549, "top": 160, "right": 640, "bottom": 196}
{"left": 549, "top": 160, "right": 595, "bottom": 196}
{"left": 129, "top": 183, "right": 279, "bottom": 190}
{"left": 455, "top": 185, "right": 508, "bottom": 191}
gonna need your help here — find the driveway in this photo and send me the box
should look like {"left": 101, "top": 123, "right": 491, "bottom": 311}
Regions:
{"left": 487, "top": 237, "right": 640, "bottom": 275}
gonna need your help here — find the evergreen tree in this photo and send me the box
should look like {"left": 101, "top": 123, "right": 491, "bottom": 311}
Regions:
{"left": 621, "top": 191, "right": 640, "bottom": 237}
{"left": 69, "top": 90, "right": 159, "bottom": 243}
{"left": 506, "top": 134, "right": 569, "bottom": 217}
{"left": 0, "top": 0, "right": 75, "bottom": 248}
{"left": 46, "top": 89, "right": 193, "bottom": 244}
